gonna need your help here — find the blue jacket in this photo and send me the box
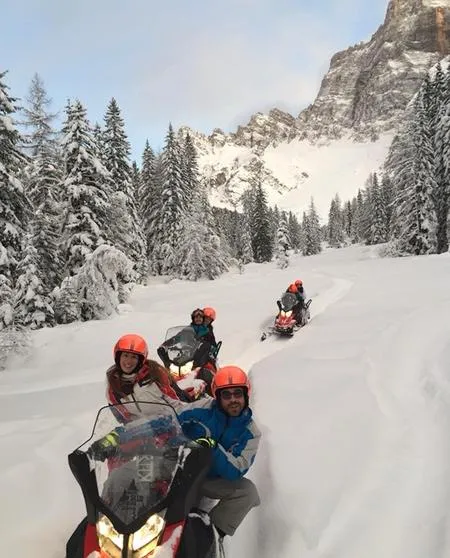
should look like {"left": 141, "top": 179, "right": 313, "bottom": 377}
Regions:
{"left": 191, "top": 323, "right": 209, "bottom": 338}
{"left": 177, "top": 400, "right": 261, "bottom": 481}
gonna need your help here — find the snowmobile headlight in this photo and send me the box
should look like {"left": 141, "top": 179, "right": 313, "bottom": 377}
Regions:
{"left": 97, "top": 513, "right": 165, "bottom": 556}
{"left": 132, "top": 513, "right": 165, "bottom": 551}
{"left": 285, "top": 310, "right": 292, "bottom": 317}
{"left": 280, "top": 310, "right": 286, "bottom": 317}
{"left": 170, "top": 361, "right": 193, "bottom": 377}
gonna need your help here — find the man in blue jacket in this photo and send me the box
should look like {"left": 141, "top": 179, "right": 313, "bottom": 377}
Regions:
{"left": 177, "top": 365, "right": 261, "bottom": 539}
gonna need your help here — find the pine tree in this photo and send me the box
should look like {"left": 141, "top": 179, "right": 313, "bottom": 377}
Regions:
{"left": 327, "top": 194, "right": 344, "bottom": 247}
{"left": 275, "top": 211, "right": 290, "bottom": 268}
{"left": 342, "top": 200, "right": 353, "bottom": 238}
{"left": 369, "top": 173, "right": 387, "bottom": 244}
{"left": 251, "top": 183, "right": 273, "bottom": 262}
{"left": 303, "top": 198, "right": 322, "bottom": 255}
{"left": 380, "top": 174, "right": 395, "bottom": 239}
{"left": 0, "top": 72, "right": 31, "bottom": 328}
{"left": 433, "top": 68, "right": 450, "bottom": 253}
{"left": 103, "top": 99, "right": 146, "bottom": 278}
{"left": 13, "top": 238, "right": 55, "bottom": 328}
{"left": 176, "top": 145, "right": 228, "bottom": 279}
{"left": 287, "top": 211, "right": 302, "bottom": 252}
{"left": 92, "top": 122, "right": 107, "bottom": 166}
{"left": 393, "top": 94, "right": 437, "bottom": 254}
{"left": 31, "top": 167, "right": 63, "bottom": 290}
{"left": 60, "top": 99, "right": 111, "bottom": 276}
{"left": 21, "top": 73, "right": 58, "bottom": 157}
{"left": 238, "top": 213, "right": 254, "bottom": 264}
{"left": 154, "top": 124, "right": 186, "bottom": 274}
{"left": 139, "top": 141, "right": 161, "bottom": 265}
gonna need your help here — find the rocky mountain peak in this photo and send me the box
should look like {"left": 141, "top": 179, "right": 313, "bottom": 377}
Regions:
{"left": 295, "top": 0, "right": 450, "bottom": 141}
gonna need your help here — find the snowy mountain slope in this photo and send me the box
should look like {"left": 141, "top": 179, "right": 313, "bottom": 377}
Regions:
{"left": 1, "top": 245, "right": 450, "bottom": 558}
{"left": 195, "top": 131, "right": 393, "bottom": 218}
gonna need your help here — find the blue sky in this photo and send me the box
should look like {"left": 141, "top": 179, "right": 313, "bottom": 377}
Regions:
{"left": 2, "top": 0, "right": 387, "bottom": 161}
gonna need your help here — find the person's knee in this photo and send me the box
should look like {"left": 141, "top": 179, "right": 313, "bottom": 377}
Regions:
{"left": 240, "top": 478, "right": 260, "bottom": 508}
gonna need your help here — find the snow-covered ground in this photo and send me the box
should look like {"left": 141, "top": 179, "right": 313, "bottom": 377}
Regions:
{"left": 1, "top": 244, "right": 450, "bottom": 558}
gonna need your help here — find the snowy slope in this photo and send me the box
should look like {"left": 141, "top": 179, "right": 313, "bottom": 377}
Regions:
{"left": 2, "top": 245, "right": 450, "bottom": 558}
{"left": 197, "top": 133, "right": 393, "bottom": 219}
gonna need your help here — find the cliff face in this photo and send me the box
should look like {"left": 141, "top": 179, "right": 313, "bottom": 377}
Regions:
{"left": 295, "top": 0, "right": 450, "bottom": 140}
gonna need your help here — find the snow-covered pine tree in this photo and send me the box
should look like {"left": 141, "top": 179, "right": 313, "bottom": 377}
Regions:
{"left": 103, "top": 98, "right": 146, "bottom": 279}
{"left": 0, "top": 71, "right": 31, "bottom": 328}
{"left": 60, "top": 99, "right": 111, "bottom": 276}
{"left": 131, "top": 160, "right": 141, "bottom": 203}
{"left": 238, "top": 212, "right": 254, "bottom": 264}
{"left": 139, "top": 141, "right": 161, "bottom": 264}
{"left": 29, "top": 156, "right": 63, "bottom": 290}
{"left": 275, "top": 211, "right": 290, "bottom": 268}
{"left": 393, "top": 92, "right": 437, "bottom": 254}
{"left": 13, "top": 236, "right": 55, "bottom": 328}
{"left": 76, "top": 245, "right": 133, "bottom": 321}
{"left": 369, "top": 173, "right": 388, "bottom": 244}
{"left": 433, "top": 66, "right": 450, "bottom": 253}
{"left": 20, "top": 74, "right": 64, "bottom": 291}
{"left": 92, "top": 122, "right": 107, "bottom": 166}
{"left": 302, "top": 198, "right": 322, "bottom": 255}
{"left": 380, "top": 174, "right": 394, "bottom": 239}
{"left": 350, "top": 190, "right": 365, "bottom": 242}
{"left": 342, "top": 200, "right": 353, "bottom": 239}
{"left": 153, "top": 124, "right": 186, "bottom": 275}
{"left": 176, "top": 141, "right": 228, "bottom": 279}
{"left": 251, "top": 182, "right": 273, "bottom": 262}
{"left": 287, "top": 211, "right": 302, "bottom": 252}
{"left": 327, "top": 193, "right": 344, "bottom": 247}
{"left": 21, "top": 73, "right": 58, "bottom": 157}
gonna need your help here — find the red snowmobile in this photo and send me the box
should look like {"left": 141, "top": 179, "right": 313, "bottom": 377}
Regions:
{"left": 157, "top": 326, "right": 221, "bottom": 400}
{"left": 261, "top": 292, "right": 311, "bottom": 341}
{"left": 66, "top": 401, "right": 223, "bottom": 558}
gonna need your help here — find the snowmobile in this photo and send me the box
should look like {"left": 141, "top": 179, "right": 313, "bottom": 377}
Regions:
{"left": 66, "top": 401, "right": 223, "bottom": 558}
{"left": 260, "top": 292, "right": 312, "bottom": 341}
{"left": 157, "top": 326, "right": 221, "bottom": 399}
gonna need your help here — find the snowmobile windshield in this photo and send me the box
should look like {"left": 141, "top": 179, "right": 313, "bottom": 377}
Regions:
{"left": 280, "top": 292, "right": 297, "bottom": 311}
{"left": 79, "top": 402, "right": 194, "bottom": 529}
{"left": 161, "top": 326, "right": 203, "bottom": 366}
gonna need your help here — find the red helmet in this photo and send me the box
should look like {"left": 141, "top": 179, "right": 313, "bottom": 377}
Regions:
{"left": 295, "top": 279, "right": 303, "bottom": 287}
{"left": 203, "top": 307, "right": 216, "bottom": 321}
{"left": 211, "top": 366, "right": 251, "bottom": 398}
{"left": 114, "top": 334, "right": 148, "bottom": 363}
{"left": 288, "top": 283, "right": 298, "bottom": 294}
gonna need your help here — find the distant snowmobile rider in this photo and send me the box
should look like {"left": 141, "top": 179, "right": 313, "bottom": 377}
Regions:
{"left": 286, "top": 283, "right": 305, "bottom": 324}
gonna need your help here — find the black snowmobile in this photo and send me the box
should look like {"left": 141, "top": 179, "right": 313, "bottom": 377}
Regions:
{"left": 157, "top": 325, "right": 221, "bottom": 399}
{"left": 66, "top": 401, "right": 223, "bottom": 558}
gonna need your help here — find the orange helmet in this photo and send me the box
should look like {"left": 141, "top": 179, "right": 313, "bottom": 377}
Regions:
{"left": 114, "top": 334, "right": 148, "bottom": 363}
{"left": 288, "top": 283, "right": 298, "bottom": 294}
{"left": 211, "top": 365, "right": 251, "bottom": 398}
{"left": 295, "top": 279, "right": 303, "bottom": 287}
{"left": 203, "top": 307, "right": 216, "bottom": 321}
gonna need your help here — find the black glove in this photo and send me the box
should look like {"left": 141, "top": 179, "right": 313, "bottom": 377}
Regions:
{"left": 88, "top": 431, "right": 120, "bottom": 460}
{"left": 195, "top": 437, "right": 217, "bottom": 448}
